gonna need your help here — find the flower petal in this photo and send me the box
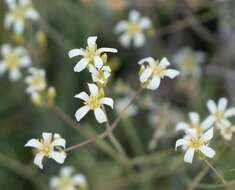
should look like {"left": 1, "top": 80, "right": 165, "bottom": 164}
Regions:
{"left": 119, "top": 33, "right": 131, "bottom": 48}
{"left": 201, "top": 116, "right": 214, "bottom": 130}
{"left": 24, "top": 139, "right": 42, "bottom": 148}
{"left": 26, "top": 8, "right": 40, "bottom": 20}
{"left": 207, "top": 100, "right": 217, "bottom": 113}
{"left": 164, "top": 69, "right": 180, "bottom": 79}
{"left": 140, "top": 67, "right": 152, "bottom": 82}
{"left": 225, "top": 108, "right": 235, "bottom": 118}
{"left": 114, "top": 21, "right": 128, "bottom": 33}
{"left": 33, "top": 153, "right": 44, "bottom": 169}
{"left": 100, "top": 97, "right": 114, "bottom": 108}
{"left": 199, "top": 145, "right": 215, "bottom": 158}
{"left": 14, "top": 19, "right": 24, "bottom": 35}
{"left": 94, "top": 108, "right": 107, "bottom": 123}
{"left": 175, "top": 139, "right": 188, "bottom": 150}
{"left": 147, "top": 76, "right": 161, "bottom": 90}
{"left": 50, "top": 151, "right": 66, "bottom": 164}
{"left": 4, "top": 14, "right": 14, "bottom": 28}
{"left": 88, "top": 83, "right": 98, "bottom": 96}
{"left": 9, "top": 69, "right": 21, "bottom": 81}
{"left": 184, "top": 148, "right": 195, "bottom": 164}
{"left": 75, "top": 106, "right": 90, "bottom": 122}
{"left": 189, "top": 112, "right": 200, "bottom": 124}
{"left": 159, "top": 57, "right": 170, "bottom": 68}
{"left": 73, "top": 174, "right": 86, "bottom": 185}
{"left": 61, "top": 166, "right": 74, "bottom": 177}
{"left": 201, "top": 127, "right": 214, "bottom": 141}
{"left": 176, "top": 122, "right": 190, "bottom": 131}
{"left": 218, "top": 97, "right": 228, "bottom": 111}
{"left": 68, "top": 49, "right": 85, "bottom": 58}
{"left": 140, "top": 17, "right": 152, "bottom": 29}
{"left": 74, "top": 58, "right": 89, "bottom": 72}
{"left": 138, "top": 57, "right": 155, "bottom": 65}
{"left": 49, "top": 177, "right": 60, "bottom": 188}
{"left": 52, "top": 138, "right": 66, "bottom": 148}
{"left": 87, "top": 36, "right": 97, "bottom": 48}
{"left": 97, "top": 47, "right": 118, "bottom": 54}
{"left": 42, "top": 133, "right": 52, "bottom": 142}
{"left": 74, "top": 92, "right": 89, "bottom": 101}
{"left": 129, "top": 10, "right": 140, "bottom": 22}
{"left": 133, "top": 33, "right": 145, "bottom": 47}
{"left": 94, "top": 56, "right": 103, "bottom": 69}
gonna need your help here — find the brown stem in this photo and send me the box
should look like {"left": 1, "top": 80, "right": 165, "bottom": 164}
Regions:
{"left": 64, "top": 87, "right": 143, "bottom": 152}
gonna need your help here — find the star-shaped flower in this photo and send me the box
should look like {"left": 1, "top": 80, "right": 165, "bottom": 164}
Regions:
{"left": 0, "top": 44, "right": 31, "bottom": 81}
{"left": 74, "top": 83, "right": 113, "bottom": 123}
{"left": 176, "top": 112, "right": 214, "bottom": 135}
{"left": 115, "top": 10, "right": 152, "bottom": 48}
{"left": 138, "top": 57, "right": 180, "bottom": 90}
{"left": 50, "top": 166, "right": 88, "bottom": 190}
{"left": 25, "top": 132, "right": 67, "bottom": 169}
{"left": 207, "top": 97, "right": 235, "bottom": 128}
{"left": 175, "top": 128, "right": 215, "bottom": 164}
{"left": 68, "top": 36, "right": 117, "bottom": 72}
{"left": 4, "top": 0, "right": 40, "bottom": 35}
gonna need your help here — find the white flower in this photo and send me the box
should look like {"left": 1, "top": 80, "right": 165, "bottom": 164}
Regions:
{"left": 25, "top": 133, "right": 67, "bottom": 169}
{"left": 0, "top": 44, "right": 31, "bottom": 81}
{"left": 173, "top": 47, "right": 205, "bottom": 79}
{"left": 25, "top": 67, "right": 47, "bottom": 95}
{"left": 176, "top": 112, "right": 214, "bottom": 135}
{"left": 50, "top": 166, "right": 88, "bottom": 190}
{"left": 207, "top": 97, "right": 235, "bottom": 128}
{"left": 74, "top": 83, "right": 114, "bottom": 123}
{"left": 138, "top": 57, "right": 180, "bottom": 90}
{"left": 175, "top": 128, "right": 216, "bottom": 164}
{"left": 89, "top": 64, "right": 111, "bottom": 86}
{"left": 4, "top": 0, "right": 40, "bottom": 35}
{"left": 68, "top": 36, "right": 117, "bottom": 72}
{"left": 115, "top": 10, "right": 152, "bottom": 48}
{"left": 115, "top": 97, "right": 138, "bottom": 118}
{"left": 218, "top": 120, "right": 235, "bottom": 141}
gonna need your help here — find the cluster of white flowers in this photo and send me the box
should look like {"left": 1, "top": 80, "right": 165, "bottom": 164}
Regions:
{"left": 68, "top": 36, "right": 117, "bottom": 123}
{"left": 173, "top": 47, "right": 205, "bottom": 80}
{"left": 50, "top": 166, "right": 88, "bottom": 190}
{"left": 115, "top": 10, "right": 152, "bottom": 48}
{"left": 4, "top": 0, "right": 40, "bottom": 35}
{"left": 207, "top": 97, "right": 235, "bottom": 140}
{"left": 0, "top": 44, "right": 31, "bottom": 81}
{"left": 25, "top": 133, "right": 67, "bottom": 169}
{"left": 138, "top": 57, "right": 180, "bottom": 90}
{"left": 175, "top": 97, "right": 235, "bottom": 163}
{"left": 25, "top": 67, "right": 56, "bottom": 106}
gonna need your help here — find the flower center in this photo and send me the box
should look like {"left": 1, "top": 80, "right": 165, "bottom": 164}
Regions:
{"left": 5, "top": 53, "right": 20, "bottom": 69}
{"left": 182, "top": 56, "right": 194, "bottom": 70}
{"left": 87, "top": 96, "right": 100, "bottom": 109}
{"left": 60, "top": 178, "right": 73, "bottom": 189}
{"left": 31, "top": 75, "right": 46, "bottom": 91}
{"left": 190, "top": 138, "right": 201, "bottom": 149}
{"left": 214, "top": 111, "right": 224, "bottom": 120}
{"left": 13, "top": 8, "right": 26, "bottom": 19}
{"left": 224, "top": 127, "right": 232, "bottom": 134}
{"left": 153, "top": 65, "right": 165, "bottom": 78}
{"left": 127, "top": 22, "right": 141, "bottom": 35}
{"left": 40, "top": 143, "right": 53, "bottom": 156}
{"left": 85, "top": 47, "right": 97, "bottom": 62}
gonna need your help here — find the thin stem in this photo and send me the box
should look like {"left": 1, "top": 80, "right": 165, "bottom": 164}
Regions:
{"left": 103, "top": 106, "right": 127, "bottom": 157}
{"left": 49, "top": 104, "right": 79, "bottom": 128}
{"left": 187, "top": 167, "right": 210, "bottom": 190}
{"left": 204, "top": 159, "right": 227, "bottom": 185}
{"left": 65, "top": 87, "right": 143, "bottom": 152}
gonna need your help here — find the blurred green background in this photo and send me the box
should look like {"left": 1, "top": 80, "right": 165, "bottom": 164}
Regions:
{"left": 0, "top": 0, "right": 235, "bottom": 189}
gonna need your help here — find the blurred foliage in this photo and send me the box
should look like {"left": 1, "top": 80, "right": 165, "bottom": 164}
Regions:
{"left": 0, "top": 0, "right": 235, "bottom": 190}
